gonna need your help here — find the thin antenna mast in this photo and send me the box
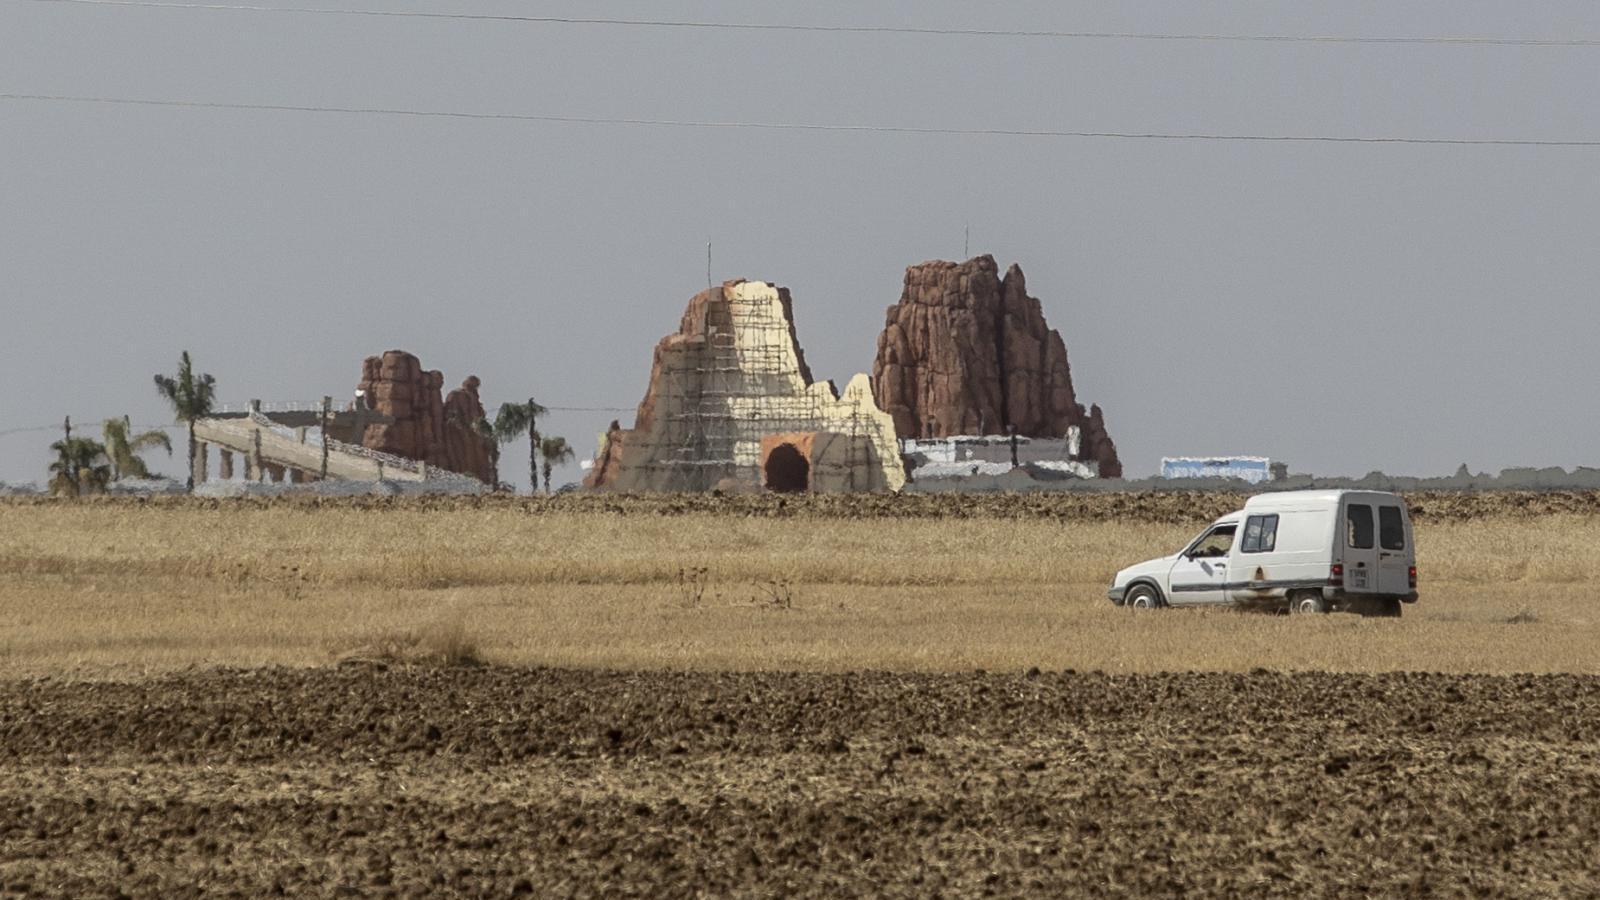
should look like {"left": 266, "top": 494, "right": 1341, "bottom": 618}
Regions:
{"left": 964, "top": 223, "right": 970, "bottom": 258}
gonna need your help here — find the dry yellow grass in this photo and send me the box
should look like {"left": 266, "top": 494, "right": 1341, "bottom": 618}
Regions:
{"left": 1, "top": 502, "right": 1597, "bottom": 675}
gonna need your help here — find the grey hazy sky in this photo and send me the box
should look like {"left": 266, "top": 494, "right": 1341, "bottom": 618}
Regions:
{"left": 3, "top": 0, "right": 1598, "bottom": 488}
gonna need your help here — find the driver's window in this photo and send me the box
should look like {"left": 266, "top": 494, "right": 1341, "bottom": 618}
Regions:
{"left": 1187, "top": 525, "right": 1236, "bottom": 559}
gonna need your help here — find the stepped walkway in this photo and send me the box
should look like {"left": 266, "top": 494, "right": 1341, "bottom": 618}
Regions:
{"left": 190, "top": 403, "right": 480, "bottom": 487}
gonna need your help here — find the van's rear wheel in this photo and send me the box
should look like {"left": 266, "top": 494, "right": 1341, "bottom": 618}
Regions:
{"left": 1289, "top": 591, "right": 1327, "bottom": 615}
{"left": 1125, "top": 584, "right": 1162, "bottom": 610}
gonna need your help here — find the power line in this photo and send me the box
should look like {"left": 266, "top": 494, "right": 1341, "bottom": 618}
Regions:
{"left": 5, "top": 93, "right": 1599, "bottom": 147}
{"left": 22, "top": 0, "right": 1600, "bottom": 48}
{"left": 0, "top": 426, "right": 69, "bottom": 438}
{"left": 0, "top": 423, "right": 181, "bottom": 439}
{"left": 2, "top": 409, "right": 635, "bottom": 439}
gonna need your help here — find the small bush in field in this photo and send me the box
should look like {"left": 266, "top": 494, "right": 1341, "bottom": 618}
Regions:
{"left": 333, "top": 611, "right": 484, "bottom": 667}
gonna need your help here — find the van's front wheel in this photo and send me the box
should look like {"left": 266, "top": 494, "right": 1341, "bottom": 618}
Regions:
{"left": 1125, "top": 584, "right": 1163, "bottom": 610}
{"left": 1289, "top": 591, "right": 1327, "bottom": 615}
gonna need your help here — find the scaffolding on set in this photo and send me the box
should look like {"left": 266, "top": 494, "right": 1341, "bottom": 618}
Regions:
{"left": 648, "top": 286, "right": 842, "bottom": 491}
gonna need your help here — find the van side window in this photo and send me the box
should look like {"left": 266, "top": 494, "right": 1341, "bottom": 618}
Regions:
{"left": 1347, "top": 504, "right": 1374, "bottom": 549}
{"left": 1379, "top": 506, "right": 1406, "bottom": 551}
{"left": 1188, "top": 525, "right": 1236, "bottom": 559}
{"left": 1240, "top": 514, "right": 1279, "bottom": 553}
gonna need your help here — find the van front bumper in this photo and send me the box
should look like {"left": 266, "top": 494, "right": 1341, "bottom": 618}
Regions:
{"left": 1106, "top": 586, "right": 1126, "bottom": 605}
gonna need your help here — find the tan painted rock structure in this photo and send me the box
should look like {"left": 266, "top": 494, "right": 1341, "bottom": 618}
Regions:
{"left": 871, "top": 256, "right": 1122, "bottom": 478}
{"left": 586, "top": 280, "right": 904, "bottom": 492}
{"left": 356, "top": 350, "right": 499, "bottom": 484}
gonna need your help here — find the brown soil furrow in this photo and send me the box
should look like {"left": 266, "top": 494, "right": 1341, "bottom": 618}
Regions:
{"left": 4, "top": 669, "right": 1599, "bottom": 764}
{"left": 7, "top": 490, "right": 1600, "bottom": 524}
{"left": 1, "top": 669, "right": 1598, "bottom": 897}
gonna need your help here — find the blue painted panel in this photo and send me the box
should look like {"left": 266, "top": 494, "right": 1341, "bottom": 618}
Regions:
{"left": 1161, "top": 457, "right": 1273, "bottom": 484}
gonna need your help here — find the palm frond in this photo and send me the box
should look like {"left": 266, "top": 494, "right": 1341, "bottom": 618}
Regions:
{"left": 101, "top": 418, "right": 172, "bottom": 481}
{"left": 192, "top": 372, "right": 217, "bottom": 416}
{"left": 131, "top": 429, "right": 173, "bottom": 455}
{"left": 539, "top": 435, "right": 576, "bottom": 466}
{"left": 47, "top": 436, "right": 109, "bottom": 486}
{"left": 492, "top": 402, "right": 533, "bottom": 442}
{"left": 154, "top": 351, "right": 218, "bottom": 420}
{"left": 102, "top": 417, "right": 129, "bottom": 446}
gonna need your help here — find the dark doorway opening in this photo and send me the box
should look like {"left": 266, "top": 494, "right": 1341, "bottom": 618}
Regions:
{"left": 764, "top": 443, "right": 810, "bottom": 493}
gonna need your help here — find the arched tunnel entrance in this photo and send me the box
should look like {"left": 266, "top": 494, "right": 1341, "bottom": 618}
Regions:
{"left": 763, "top": 442, "right": 810, "bottom": 493}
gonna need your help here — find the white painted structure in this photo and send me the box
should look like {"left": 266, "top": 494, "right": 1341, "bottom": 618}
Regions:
{"left": 194, "top": 411, "right": 479, "bottom": 487}
{"left": 1160, "top": 456, "right": 1277, "bottom": 483}
{"left": 901, "top": 429, "right": 1097, "bottom": 480}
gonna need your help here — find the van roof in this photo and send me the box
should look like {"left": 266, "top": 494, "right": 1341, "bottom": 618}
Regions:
{"left": 1242, "top": 489, "right": 1406, "bottom": 512}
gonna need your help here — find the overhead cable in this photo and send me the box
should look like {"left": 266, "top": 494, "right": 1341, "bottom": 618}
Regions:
{"left": 21, "top": 0, "right": 1600, "bottom": 47}
{"left": 0, "top": 423, "right": 181, "bottom": 438}
{"left": 2, "top": 409, "right": 633, "bottom": 438}
{"left": 4, "top": 93, "right": 1599, "bottom": 148}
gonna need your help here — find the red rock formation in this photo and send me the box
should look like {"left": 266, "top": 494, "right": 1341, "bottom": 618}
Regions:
{"left": 871, "top": 256, "right": 1122, "bottom": 477}
{"left": 441, "top": 375, "right": 498, "bottom": 486}
{"left": 1081, "top": 404, "right": 1121, "bottom": 480}
{"left": 583, "top": 420, "right": 626, "bottom": 490}
{"left": 356, "top": 350, "right": 499, "bottom": 484}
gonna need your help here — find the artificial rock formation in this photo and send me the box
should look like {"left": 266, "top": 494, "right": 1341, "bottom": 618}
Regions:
{"left": 871, "top": 256, "right": 1122, "bottom": 477}
{"left": 585, "top": 280, "right": 904, "bottom": 493}
{"left": 441, "top": 375, "right": 495, "bottom": 483}
{"left": 356, "top": 350, "right": 499, "bottom": 484}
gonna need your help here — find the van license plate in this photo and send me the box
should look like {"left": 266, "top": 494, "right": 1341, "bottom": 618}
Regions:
{"left": 1349, "top": 568, "right": 1369, "bottom": 589}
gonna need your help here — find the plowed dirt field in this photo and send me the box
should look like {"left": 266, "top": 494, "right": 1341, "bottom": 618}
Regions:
{"left": 3, "top": 667, "right": 1597, "bottom": 897}
{"left": 10, "top": 490, "right": 1600, "bottom": 523}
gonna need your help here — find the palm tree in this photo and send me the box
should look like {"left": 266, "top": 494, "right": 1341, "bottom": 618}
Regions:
{"left": 48, "top": 436, "right": 111, "bottom": 497}
{"left": 493, "top": 398, "right": 548, "bottom": 495}
{"left": 153, "top": 351, "right": 217, "bottom": 492}
{"left": 538, "top": 435, "right": 575, "bottom": 494}
{"left": 102, "top": 416, "right": 173, "bottom": 481}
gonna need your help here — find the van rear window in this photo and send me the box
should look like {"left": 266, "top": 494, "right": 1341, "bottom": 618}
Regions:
{"left": 1241, "top": 514, "right": 1279, "bottom": 553}
{"left": 1347, "top": 504, "right": 1374, "bottom": 549}
{"left": 1379, "top": 506, "right": 1406, "bottom": 551}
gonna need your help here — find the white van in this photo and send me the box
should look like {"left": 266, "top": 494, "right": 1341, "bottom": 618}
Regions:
{"left": 1106, "top": 490, "right": 1418, "bottom": 616}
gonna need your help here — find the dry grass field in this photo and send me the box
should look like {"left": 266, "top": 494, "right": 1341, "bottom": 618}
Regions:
{"left": 4, "top": 495, "right": 1600, "bottom": 896}
{"left": 1, "top": 494, "right": 1597, "bottom": 676}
